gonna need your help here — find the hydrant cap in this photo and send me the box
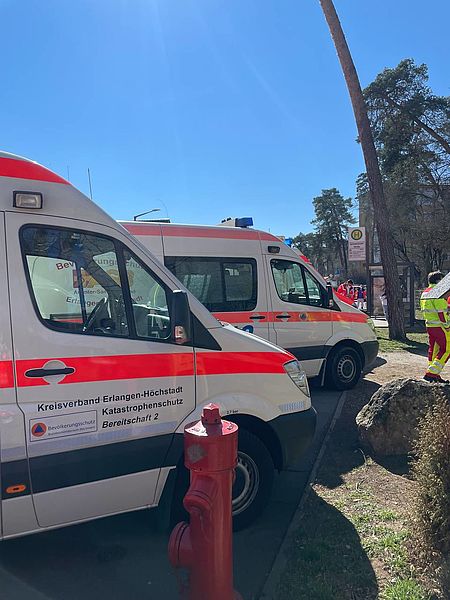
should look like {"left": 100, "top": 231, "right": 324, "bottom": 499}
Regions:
{"left": 201, "top": 403, "right": 221, "bottom": 426}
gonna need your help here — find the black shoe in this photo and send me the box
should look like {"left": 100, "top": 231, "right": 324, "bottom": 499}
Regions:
{"left": 437, "top": 376, "right": 449, "bottom": 384}
{"left": 423, "top": 375, "right": 439, "bottom": 383}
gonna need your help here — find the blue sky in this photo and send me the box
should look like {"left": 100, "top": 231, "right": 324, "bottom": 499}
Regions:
{"left": 1, "top": 0, "right": 449, "bottom": 236}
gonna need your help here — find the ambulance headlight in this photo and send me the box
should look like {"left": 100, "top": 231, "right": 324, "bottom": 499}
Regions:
{"left": 283, "top": 360, "right": 309, "bottom": 396}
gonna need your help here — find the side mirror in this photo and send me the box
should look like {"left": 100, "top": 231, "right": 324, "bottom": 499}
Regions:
{"left": 326, "top": 283, "right": 334, "bottom": 308}
{"left": 171, "top": 290, "right": 192, "bottom": 345}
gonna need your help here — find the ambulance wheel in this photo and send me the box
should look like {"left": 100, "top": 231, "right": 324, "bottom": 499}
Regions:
{"left": 325, "top": 346, "right": 362, "bottom": 390}
{"left": 170, "top": 429, "right": 274, "bottom": 531}
{"left": 232, "top": 429, "right": 274, "bottom": 531}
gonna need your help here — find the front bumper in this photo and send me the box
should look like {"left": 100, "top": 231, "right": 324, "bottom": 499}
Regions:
{"left": 361, "top": 339, "right": 379, "bottom": 368}
{"left": 269, "top": 406, "right": 317, "bottom": 470}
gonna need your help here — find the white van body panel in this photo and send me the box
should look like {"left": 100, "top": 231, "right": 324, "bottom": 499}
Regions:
{"left": 177, "top": 325, "right": 311, "bottom": 433}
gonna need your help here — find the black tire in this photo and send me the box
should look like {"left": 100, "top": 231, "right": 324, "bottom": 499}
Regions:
{"left": 325, "top": 345, "right": 362, "bottom": 390}
{"left": 232, "top": 429, "right": 274, "bottom": 531}
{"left": 170, "top": 428, "right": 274, "bottom": 532}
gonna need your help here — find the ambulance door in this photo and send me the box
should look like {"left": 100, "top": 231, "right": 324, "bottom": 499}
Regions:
{"left": 6, "top": 213, "right": 195, "bottom": 528}
{"left": 266, "top": 256, "right": 332, "bottom": 377}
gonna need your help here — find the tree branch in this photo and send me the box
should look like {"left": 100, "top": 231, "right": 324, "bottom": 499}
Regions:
{"left": 380, "top": 92, "right": 450, "bottom": 155}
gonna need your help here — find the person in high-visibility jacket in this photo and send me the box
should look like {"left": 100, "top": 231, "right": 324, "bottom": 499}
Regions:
{"left": 421, "top": 271, "right": 450, "bottom": 383}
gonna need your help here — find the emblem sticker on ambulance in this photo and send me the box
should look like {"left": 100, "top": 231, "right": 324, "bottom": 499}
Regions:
{"left": 31, "top": 422, "right": 47, "bottom": 438}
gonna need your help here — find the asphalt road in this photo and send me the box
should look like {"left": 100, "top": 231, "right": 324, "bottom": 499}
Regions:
{"left": 0, "top": 388, "right": 341, "bottom": 600}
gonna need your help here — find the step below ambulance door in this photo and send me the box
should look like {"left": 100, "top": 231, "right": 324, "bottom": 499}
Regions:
{"left": 6, "top": 213, "right": 195, "bottom": 529}
{"left": 164, "top": 255, "right": 270, "bottom": 340}
{"left": 267, "top": 257, "right": 332, "bottom": 377}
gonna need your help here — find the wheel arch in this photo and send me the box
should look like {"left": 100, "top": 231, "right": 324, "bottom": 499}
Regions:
{"left": 226, "top": 414, "right": 283, "bottom": 471}
{"left": 326, "top": 338, "right": 365, "bottom": 368}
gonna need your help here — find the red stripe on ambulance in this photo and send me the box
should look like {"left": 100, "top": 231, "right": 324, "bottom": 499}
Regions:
{"left": 196, "top": 351, "right": 294, "bottom": 376}
{"left": 213, "top": 311, "right": 368, "bottom": 324}
{"left": 124, "top": 223, "right": 278, "bottom": 242}
{"left": 15, "top": 351, "right": 293, "bottom": 387}
{"left": 0, "top": 157, "right": 69, "bottom": 185}
{"left": 0, "top": 361, "right": 14, "bottom": 388}
{"left": 16, "top": 353, "right": 195, "bottom": 387}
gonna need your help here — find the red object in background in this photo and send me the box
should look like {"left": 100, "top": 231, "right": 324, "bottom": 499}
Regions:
{"left": 168, "top": 404, "right": 242, "bottom": 600}
{"left": 335, "top": 290, "right": 354, "bottom": 306}
{"left": 336, "top": 283, "right": 355, "bottom": 305}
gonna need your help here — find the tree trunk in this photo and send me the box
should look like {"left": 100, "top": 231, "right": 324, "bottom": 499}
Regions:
{"left": 319, "top": 0, "right": 406, "bottom": 339}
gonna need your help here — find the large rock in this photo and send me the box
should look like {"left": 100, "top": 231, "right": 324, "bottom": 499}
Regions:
{"left": 356, "top": 378, "right": 450, "bottom": 456}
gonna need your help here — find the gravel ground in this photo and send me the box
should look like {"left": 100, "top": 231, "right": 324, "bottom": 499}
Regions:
{"left": 365, "top": 351, "right": 450, "bottom": 385}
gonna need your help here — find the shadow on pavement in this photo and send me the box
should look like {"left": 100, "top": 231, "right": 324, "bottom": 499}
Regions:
{"left": 315, "top": 379, "right": 381, "bottom": 490}
{"left": 275, "top": 490, "right": 379, "bottom": 600}
{"left": 405, "top": 342, "right": 429, "bottom": 357}
{"left": 0, "top": 509, "right": 179, "bottom": 600}
{"left": 365, "top": 355, "right": 387, "bottom": 372}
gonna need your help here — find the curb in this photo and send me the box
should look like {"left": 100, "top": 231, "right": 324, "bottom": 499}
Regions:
{"left": 259, "top": 390, "right": 348, "bottom": 599}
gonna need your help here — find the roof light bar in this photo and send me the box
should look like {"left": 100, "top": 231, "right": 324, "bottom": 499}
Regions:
{"left": 219, "top": 217, "right": 254, "bottom": 228}
{"left": 235, "top": 217, "right": 253, "bottom": 228}
{"left": 13, "top": 191, "right": 43, "bottom": 209}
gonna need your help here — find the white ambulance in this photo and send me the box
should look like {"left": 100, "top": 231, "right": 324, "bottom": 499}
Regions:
{"left": 0, "top": 152, "right": 316, "bottom": 539}
{"left": 121, "top": 218, "right": 379, "bottom": 390}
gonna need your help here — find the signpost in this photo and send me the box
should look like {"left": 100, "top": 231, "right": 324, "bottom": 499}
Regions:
{"left": 348, "top": 227, "right": 366, "bottom": 261}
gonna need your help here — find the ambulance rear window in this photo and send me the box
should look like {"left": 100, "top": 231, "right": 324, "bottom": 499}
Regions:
{"left": 165, "top": 257, "right": 257, "bottom": 312}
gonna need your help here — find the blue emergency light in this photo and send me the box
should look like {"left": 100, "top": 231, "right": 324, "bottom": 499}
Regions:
{"left": 284, "top": 237, "right": 293, "bottom": 247}
{"left": 235, "top": 217, "right": 253, "bottom": 228}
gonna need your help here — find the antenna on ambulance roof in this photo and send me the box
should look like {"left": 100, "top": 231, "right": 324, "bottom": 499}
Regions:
{"left": 133, "top": 208, "right": 161, "bottom": 221}
{"left": 87, "top": 168, "right": 94, "bottom": 201}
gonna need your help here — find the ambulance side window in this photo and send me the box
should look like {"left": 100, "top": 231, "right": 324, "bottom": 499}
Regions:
{"left": 21, "top": 226, "right": 130, "bottom": 337}
{"left": 271, "top": 260, "right": 325, "bottom": 307}
{"left": 165, "top": 257, "right": 257, "bottom": 312}
{"left": 123, "top": 250, "right": 171, "bottom": 340}
{"left": 303, "top": 269, "right": 324, "bottom": 307}
{"left": 20, "top": 226, "right": 129, "bottom": 337}
{"left": 21, "top": 226, "right": 174, "bottom": 342}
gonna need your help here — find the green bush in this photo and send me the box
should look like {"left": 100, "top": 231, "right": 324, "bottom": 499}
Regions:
{"left": 412, "top": 395, "right": 450, "bottom": 593}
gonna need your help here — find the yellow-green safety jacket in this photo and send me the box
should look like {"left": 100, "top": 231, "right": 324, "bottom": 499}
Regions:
{"left": 420, "top": 284, "right": 449, "bottom": 328}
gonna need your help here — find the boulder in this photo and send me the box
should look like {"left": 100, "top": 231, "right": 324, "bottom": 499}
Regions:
{"left": 356, "top": 378, "right": 450, "bottom": 456}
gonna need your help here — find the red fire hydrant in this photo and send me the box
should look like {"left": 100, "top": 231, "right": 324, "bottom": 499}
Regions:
{"left": 168, "top": 403, "right": 242, "bottom": 600}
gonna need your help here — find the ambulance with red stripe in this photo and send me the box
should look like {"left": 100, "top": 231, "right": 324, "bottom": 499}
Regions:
{"left": 0, "top": 152, "right": 315, "bottom": 538}
{"left": 121, "top": 218, "right": 379, "bottom": 390}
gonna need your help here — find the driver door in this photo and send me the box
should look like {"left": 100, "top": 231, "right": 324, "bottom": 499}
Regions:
{"left": 6, "top": 212, "right": 195, "bottom": 528}
{"left": 267, "top": 256, "right": 333, "bottom": 377}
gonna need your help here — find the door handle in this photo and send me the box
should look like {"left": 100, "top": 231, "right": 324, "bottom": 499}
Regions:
{"left": 25, "top": 367, "right": 75, "bottom": 378}
{"left": 276, "top": 314, "right": 292, "bottom": 319}
{"left": 249, "top": 314, "right": 266, "bottom": 321}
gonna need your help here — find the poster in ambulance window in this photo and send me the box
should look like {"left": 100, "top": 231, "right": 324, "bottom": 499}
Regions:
{"left": 26, "top": 255, "right": 78, "bottom": 320}
{"left": 72, "top": 251, "right": 120, "bottom": 314}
